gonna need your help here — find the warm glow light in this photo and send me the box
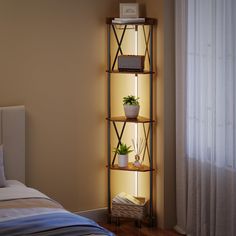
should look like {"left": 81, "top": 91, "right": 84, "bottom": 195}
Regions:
{"left": 134, "top": 27, "right": 138, "bottom": 197}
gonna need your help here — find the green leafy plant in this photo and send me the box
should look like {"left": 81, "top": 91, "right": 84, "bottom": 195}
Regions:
{"left": 114, "top": 143, "right": 133, "bottom": 155}
{"left": 123, "top": 95, "right": 139, "bottom": 105}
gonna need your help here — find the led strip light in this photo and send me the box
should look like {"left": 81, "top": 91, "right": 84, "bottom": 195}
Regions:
{"left": 134, "top": 26, "right": 138, "bottom": 197}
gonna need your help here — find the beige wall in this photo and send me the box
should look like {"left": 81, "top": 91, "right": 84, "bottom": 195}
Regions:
{"left": 0, "top": 0, "right": 176, "bottom": 228}
{"left": 0, "top": 0, "right": 117, "bottom": 212}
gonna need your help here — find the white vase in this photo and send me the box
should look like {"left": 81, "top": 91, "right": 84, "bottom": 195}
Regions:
{"left": 118, "top": 154, "right": 128, "bottom": 167}
{"left": 123, "top": 105, "right": 140, "bottom": 118}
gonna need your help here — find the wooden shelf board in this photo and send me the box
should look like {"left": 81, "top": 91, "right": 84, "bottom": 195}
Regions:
{"left": 106, "top": 116, "right": 155, "bottom": 123}
{"left": 106, "top": 17, "right": 157, "bottom": 26}
{"left": 106, "top": 70, "right": 154, "bottom": 75}
{"left": 107, "top": 162, "right": 154, "bottom": 172}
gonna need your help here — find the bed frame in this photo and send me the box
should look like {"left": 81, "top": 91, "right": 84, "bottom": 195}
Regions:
{"left": 0, "top": 106, "right": 25, "bottom": 183}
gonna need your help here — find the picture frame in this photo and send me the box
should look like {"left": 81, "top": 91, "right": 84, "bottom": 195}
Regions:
{"left": 119, "top": 3, "right": 139, "bottom": 18}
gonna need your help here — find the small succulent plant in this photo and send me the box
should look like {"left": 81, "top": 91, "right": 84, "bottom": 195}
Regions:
{"left": 123, "top": 95, "right": 139, "bottom": 106}
{"left": 114, "top": 143, "right": 133, "bottom": 155}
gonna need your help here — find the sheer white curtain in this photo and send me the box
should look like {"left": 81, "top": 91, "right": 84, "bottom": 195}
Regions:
{"left": 176, "top": 0, "right": 236, "bottom": 235}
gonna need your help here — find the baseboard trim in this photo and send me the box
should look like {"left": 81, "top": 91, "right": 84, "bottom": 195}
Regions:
{"left": 75, "top": 208, "right": 108, "bottom": 222}
{"left": 174, "top": 225, "right": 186, "bottom": 235}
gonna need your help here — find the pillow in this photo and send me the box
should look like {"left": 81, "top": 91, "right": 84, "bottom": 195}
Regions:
{"left": 0, "top": 145, "right": 7, "bottom": 187}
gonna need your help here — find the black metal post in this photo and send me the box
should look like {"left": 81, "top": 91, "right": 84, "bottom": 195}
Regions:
{"left": 107, "top": 24, "right": 111, "bottom": 216}
{"left": 149, "top": 24, "right": 154, "bottom": 225}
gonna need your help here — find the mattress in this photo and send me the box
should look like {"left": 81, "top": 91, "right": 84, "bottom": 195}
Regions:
{"left": 0, "top": 181, "right": 114, "bottom": 236}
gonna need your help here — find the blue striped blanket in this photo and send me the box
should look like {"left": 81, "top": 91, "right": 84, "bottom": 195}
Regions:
{"left": 0, "top": 212, "right": 114, "bottom": 236}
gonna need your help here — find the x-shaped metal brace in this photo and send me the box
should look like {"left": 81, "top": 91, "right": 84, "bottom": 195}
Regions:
{"left": 142, "top": 123, "right": 151, "bottom": 164}
{"left": 142, "top": 25, "right": 151, "bottom": 67}
{"left": 111, "top": 121, "right": 151, "bottom": 167}
{"left": 112, "top": 121, "right": 127, "bottom": 166}
{"left": 111, "top": 25, "right": 127, "bottom": 71}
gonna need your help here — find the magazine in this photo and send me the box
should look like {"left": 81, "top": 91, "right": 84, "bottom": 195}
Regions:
{"left": 112, "top": 18, "right": 145, "bottom": 24}
{"left": 112, "top": 192, "right": 143, "bottom": 205}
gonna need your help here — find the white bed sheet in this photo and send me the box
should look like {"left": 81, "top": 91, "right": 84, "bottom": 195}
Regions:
{"left": 0, "top": 180, "right": 66, "bottom": 222}
{"left": 0, "top": 180, "right": 49, "bottom": 201}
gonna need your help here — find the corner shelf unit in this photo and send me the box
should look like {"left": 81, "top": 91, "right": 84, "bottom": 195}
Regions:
{"left": 106, "top": 17, "right": 157, "bottom": 225}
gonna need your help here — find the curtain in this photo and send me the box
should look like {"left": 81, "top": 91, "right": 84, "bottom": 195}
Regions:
{"left": 176, "top": 0, "right": 236, "bottom": 236}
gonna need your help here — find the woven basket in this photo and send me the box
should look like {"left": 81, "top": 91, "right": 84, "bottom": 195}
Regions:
{"left": 112, "top": 197, "right": 148, "bottom": 220}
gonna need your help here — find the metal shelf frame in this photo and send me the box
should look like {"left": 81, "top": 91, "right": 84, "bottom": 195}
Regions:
{"left": 106, "top": 18, "right": 156, "bottom": 226}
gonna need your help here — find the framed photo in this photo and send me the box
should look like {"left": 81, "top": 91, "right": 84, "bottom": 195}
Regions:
{"left": 120, "top": 3, "right": 139, "bottom": 18}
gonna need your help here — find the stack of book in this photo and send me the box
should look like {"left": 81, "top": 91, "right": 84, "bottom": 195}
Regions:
{"left": 112, "top": 192, "right": 147, "bottom": 219}
{"left": 112, "top": 18, "right": 145, "bottom": 24}
{"left": 112, "top": 192, "right": 143, "bottom": 205}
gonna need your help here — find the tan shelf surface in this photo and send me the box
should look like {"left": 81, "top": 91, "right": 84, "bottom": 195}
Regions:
{"left": 106, "top": 70, "right": 154, "bottom": 75}
{"left": 106, "top": 116, "right": 155, "bottom": 123}
{"left": 107, "top": 162, "right": 154, "bottom": 172}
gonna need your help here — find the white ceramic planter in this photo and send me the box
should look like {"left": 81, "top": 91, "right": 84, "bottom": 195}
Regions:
{"left": 123, "top": 105, "right": 140, "bottom": 118}
{"left": 118, "top": 154, "right": 128, "bottom": 167}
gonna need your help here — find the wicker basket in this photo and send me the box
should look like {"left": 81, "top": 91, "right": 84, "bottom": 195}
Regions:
{"left": 112, "top": 197, "right": 148, "bottom": 220}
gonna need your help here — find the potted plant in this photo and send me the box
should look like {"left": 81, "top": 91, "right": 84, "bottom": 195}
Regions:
{"left": 123, "top": 95, "right": 140, "bottom": 118}
{"left": 114, "top": 143, "right": 133, "bottom": 167}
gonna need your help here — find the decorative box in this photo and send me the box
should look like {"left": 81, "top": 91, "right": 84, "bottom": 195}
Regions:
{"left": 118, "top": 55, "right": 145, "bottom": 72}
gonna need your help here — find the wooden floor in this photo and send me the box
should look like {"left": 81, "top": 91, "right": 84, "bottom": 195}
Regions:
{"left": 100, "top": 220, "right": 180, "bottom": 236}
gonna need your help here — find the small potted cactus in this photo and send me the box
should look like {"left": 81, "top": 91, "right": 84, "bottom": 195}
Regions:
{"left": 123, "top": 95, "right": 140, "bottom": 118}
{"left": 114, "top": 143, "right": 133, "bottom": 167}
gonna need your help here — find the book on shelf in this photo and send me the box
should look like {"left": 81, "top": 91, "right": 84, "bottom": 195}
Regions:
{"left": 112, "top": 192, "right": 143, "bottom": 205}
{"left": 112, "top": 18, "right": 145, "bottom": 24}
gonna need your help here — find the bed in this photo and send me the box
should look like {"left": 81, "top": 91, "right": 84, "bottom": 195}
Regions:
{"left": 0, "top": 106, "right": 113, "bottom": 236}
